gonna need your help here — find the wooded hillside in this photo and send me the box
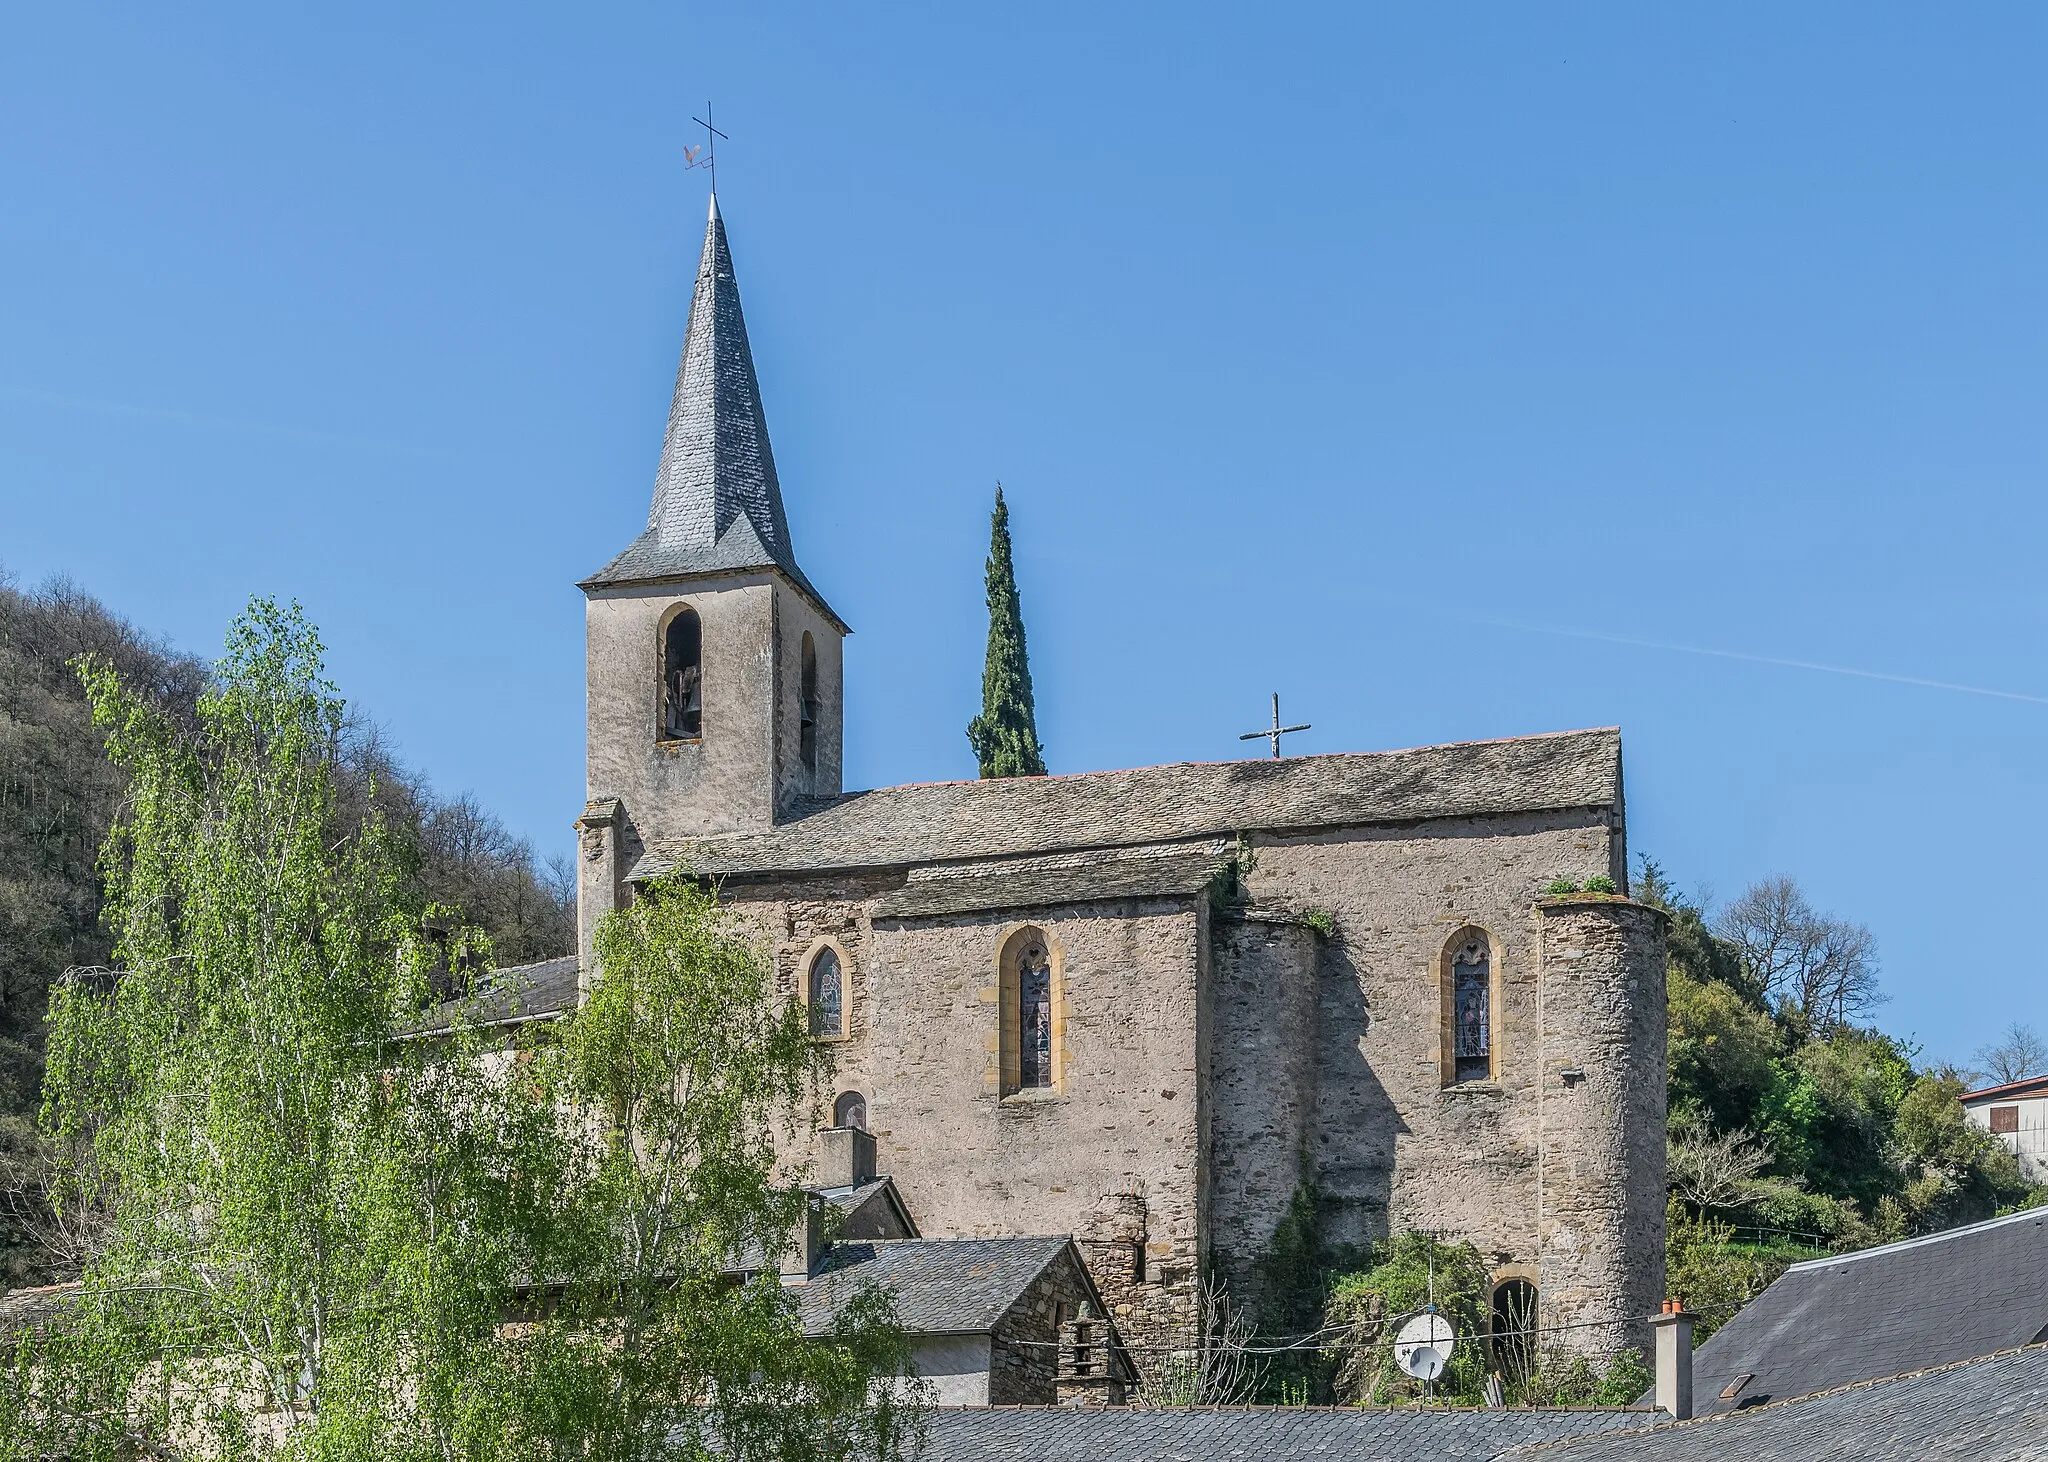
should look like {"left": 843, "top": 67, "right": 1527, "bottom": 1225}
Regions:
{"left": 0, "top": 576, "right": 574, "bottom": 1285}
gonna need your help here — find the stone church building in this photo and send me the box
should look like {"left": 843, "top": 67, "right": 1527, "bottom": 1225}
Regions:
{"left": 572, "top": 195, "right": 1669, "bottom": 1354}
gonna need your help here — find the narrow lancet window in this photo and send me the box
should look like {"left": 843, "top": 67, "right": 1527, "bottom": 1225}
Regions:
{"left": 1019, "top": 938, "right": 1053, "bottom": 1088}
{"left": 833, "top": 1090, "right": 867, "bottom": 1131}
{"left": 1452, "top": 934, "right": 1492, "bottom": 1082}
{"left": 800, "top": 631, "right": 819, "bottom": 781}
{"left": 662, "top": 607, "right": 703, "bottom": 741}
{"left": 808, "top": 946, "right": 843, "bottom": 1038}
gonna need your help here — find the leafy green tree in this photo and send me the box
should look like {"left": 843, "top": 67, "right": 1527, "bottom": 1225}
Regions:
{"left": 965, "top": 487, "right": 1046, "bottom": 779}
{"left": 0, "top": 577, "right": 574, "bottom": 1287}
{"left": 2, "top": 600, "right": 915, "bottom": 1461}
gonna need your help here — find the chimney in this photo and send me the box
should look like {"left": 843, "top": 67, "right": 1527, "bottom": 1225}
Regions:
{"left": 1650, "top": 1300, "right": 1694, "bottom": 1419}
{"left": 818, "top": 1126, "right": 877, "bottom": 1190}
{"left": 781, "top": 1192, "right": 826, "bottom": 1285}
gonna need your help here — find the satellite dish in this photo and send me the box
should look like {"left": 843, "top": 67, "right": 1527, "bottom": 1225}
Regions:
{"left": 1395, "top": 1311, "right": 1458, "bottom": 1381}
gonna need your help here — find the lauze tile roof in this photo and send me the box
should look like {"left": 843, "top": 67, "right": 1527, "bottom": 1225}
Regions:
{"left": 635, "top": 728, "right": 1622, "bottom": 881}
{"left": 1510, "top": 1343, "right": 2048, "bottom": 1462}
{"left": 795, "top": 1236, "right": 1072, "bottom": 1337}
{"left": 911, "top": 1404, "right": 1661, "bottom": 1461}
{"left": 1686, "top": 1206, "right": 2048, "bottom": 1414}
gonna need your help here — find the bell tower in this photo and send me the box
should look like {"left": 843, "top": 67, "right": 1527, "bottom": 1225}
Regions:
{"left": 576, "top": 194, "right": 847, "bottom": 970}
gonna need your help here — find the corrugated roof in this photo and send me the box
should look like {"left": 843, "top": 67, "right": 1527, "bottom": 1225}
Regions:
{"left": 635, "top": 728, "right": 1621, "bottom": 881}
{"left": 912, "top": 1404, "right": 1659, "bottom": 1461}
{"left": 1509, "top": 1344, "right": 2048, "bottom": 1462}
{"left": 1684, "top": 1207, "right": 2048, "bottom": 1415}
{"left": 794, "top": 1236, "right": 1069, "bottom": 1337}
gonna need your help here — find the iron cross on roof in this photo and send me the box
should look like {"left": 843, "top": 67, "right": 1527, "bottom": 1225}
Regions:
{"left": 684, "top": 103, "right": 728, "bottom": 191}
{"left": 1240, "top": 693, "right": 1311, "bottom": 759}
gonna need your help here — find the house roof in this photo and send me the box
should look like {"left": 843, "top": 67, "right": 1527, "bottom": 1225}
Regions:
{"left": 1964, "top": 1074, "right": 2048, "bottom": 1104}
{"left": 794, "top": 1236, "right": 1073, "bottom": 1337}
{"left": 822, "top": 1178, "right": 920, "bottom": 1240}
{"left": 1508, "top": 1344, "right": 2048, "bottom": 1462}
{"left": 580, "top": 195, "right": 841, "bottom": 629}
{"left": 0, "top": 1283, "right": 80, "bottom": 1338}
{"left": 401, "top": 955, "right": 579, "bottom": 1037}
{"left": 1684, "top": 1206, "right": 2048, "bottom": 1415}
{"left": 910, "top": 1404, "right": 1661, "bottom": 1461}
{"left": 634, "top": 727, "right": 1622, "bottom": 882}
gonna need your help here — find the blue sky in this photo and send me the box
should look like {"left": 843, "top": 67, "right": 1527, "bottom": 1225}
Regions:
{"left": 4, "top": 5, "right": 2043, "bottom": 1065}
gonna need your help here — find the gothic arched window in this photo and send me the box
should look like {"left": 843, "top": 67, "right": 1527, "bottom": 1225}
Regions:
{"left": 1001, "top": 928, "right": 1058, "bottom": 1095}
{"left": 799, "top": 631, "right": 819, "bottom": 782}
{"left": 1444, "top": 928, "right": 1495, "bottom": 1084}
{"left": 807, "top": 945, "right": 844, "bottom": 1040}
{"left": 833, "top": 1090, "right": 867, "bottom": 1131}
{"left": 661, "top": 606, "right": 702, "bottom": 742}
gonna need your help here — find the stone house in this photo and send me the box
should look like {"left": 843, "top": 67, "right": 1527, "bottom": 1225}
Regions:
{"left": 570, "top": 192, "right": 1670, "bottom": 1360}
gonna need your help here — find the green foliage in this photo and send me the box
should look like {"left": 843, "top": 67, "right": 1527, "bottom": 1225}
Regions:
{"left": 0, "top": 577, "right": 573, "bottom": 1286}
{"left": 1518, "top": 1349, "right": 1654, "bottom": 1407}
{"left": 1300, "top": 909, "right": 1337, "bottom": 940}
{"left": 1543, "top": 878, "right": 1580, "bottom": 896}
{"left": 1667, "top": 968, "right": 1783, "bottom": 1134}
{"left": 1647, "top": 853, "right": 2048, "bottom": 1339}
{"left": 1325, "top": 1233, "right": 1491, "bottom": 1406}
{"left": 1583, "top": 874, "right": 1618, "bottom": 895}
{"left": 965, "top": 487, "right": 1047, "bottom": 780}
{"left": 1250, "top": 1178, "right": 1337, "bottom": 1402}
{"left": 1, "top": 600, "right": 916, "bottom": 1461}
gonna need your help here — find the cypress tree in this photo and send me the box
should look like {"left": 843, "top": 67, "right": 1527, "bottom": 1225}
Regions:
{"left": 967, "top": 485, "right": 1047, "bottom": 778}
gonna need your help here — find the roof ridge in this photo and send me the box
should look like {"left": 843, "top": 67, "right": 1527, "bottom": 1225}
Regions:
{"left": 1781, "top": 1203, "right": 2048, "bottom": 1273}
{"left": 1505, "top": 1341, "right": 2048, "bottom": 1457}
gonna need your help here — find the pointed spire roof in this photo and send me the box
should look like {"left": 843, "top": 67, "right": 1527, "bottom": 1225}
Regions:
{"left": 583, "top": 195, "right": 842, "bottom": 626}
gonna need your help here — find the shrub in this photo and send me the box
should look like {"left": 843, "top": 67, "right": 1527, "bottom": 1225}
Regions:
{"left": 1583, "top": 874, "right": 1618, "bottom": 894}
{"left": 1301, "top": 909, "right": 1337, "bottom": 940}
{"left": 1544, "top": 878, "right": 1581, "bottom": 896}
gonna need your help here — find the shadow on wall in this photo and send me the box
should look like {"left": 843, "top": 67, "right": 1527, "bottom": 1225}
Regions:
{"left": 1314, "top": 934, "right": 1405, "bottom": 1254}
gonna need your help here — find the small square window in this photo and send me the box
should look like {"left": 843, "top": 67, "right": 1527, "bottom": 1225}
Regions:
{"left": 1989, "top": 1104, "right": 2020, "bottom": 1135}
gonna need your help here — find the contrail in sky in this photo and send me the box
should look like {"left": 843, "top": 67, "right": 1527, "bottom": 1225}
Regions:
{"left": 1466, "top": 615, "right": 2048, "bottom": 706}
{"left": 0, "top": 385, "right": 432, "bottom": 457}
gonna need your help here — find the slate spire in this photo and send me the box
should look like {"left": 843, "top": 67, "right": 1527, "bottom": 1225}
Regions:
{"left": 650, "top": 192, "right": 793, "bottom": 562}
{"left": 584, "top": 193, "right": 837, "bottom": 622}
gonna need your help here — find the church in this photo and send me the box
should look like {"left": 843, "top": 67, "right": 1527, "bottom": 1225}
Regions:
{"left": 569, "top": 193, "right": 1669, "bottom": 1355}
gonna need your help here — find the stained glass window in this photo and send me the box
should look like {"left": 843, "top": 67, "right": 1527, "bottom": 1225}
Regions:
{"left": 1452, "top": 936, "right": 1491, "bottom": 1082}
{"left": 808, "top": 947, "right": 842, "bottom": 1038}
{"left": 1019, "top": 942, "right": 1053, "bottom": 1088}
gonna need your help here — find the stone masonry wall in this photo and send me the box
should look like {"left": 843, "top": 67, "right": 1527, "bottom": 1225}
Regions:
{"left": 725, "top": 883, "right": 1208, "bottom": 1361}
{"left": 1239, "top": 809, "right": 1618, "bottom": 1271}
{"left": 1534, "top": 897, "right": 1668, "bottom": 1355}
{"left": 1205, "top": 912, "right": 1320, "bottom": 1309}
{"left": 988, "top": 1247, "right": 1104, "bottom": 1405}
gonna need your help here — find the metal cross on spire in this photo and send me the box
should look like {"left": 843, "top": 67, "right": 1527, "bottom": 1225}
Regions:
{"left": 684, "top": 103, "right": 728, "bottom": 192}
{"left": 1240, "top": 693, "right": 1311, "bottom": 759}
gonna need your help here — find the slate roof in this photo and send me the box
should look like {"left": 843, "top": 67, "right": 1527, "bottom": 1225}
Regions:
{"left": 1683, "top": 1205, "right": 2048, "bottom": 1414}
{"left": 794, "top": 1236, "right": 1070, "bottom": 1337}
{"left": 910, "top": 1405, "right": 1661, "bottom": 1461}
{"left": 581, "top": 195, "right": 841, "bottom": 628}
{"left": 634, "top": 728, "right": 1622, "bottom": 882}
{"left": 0, "top": 1283, "right": 80, "bottom": 1338}
{"left": 870, "top": 842, "right": 1232, "bottom": 920}
{"left": 1508, "top": 1344, "right": 2048, "bottom": 1462}
{"left": 402, "top": 955, "right": 579, "bottom": 1037}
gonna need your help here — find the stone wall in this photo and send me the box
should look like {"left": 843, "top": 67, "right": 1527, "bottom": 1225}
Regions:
{"left": 1237, "top": 809, "right": 1618, "bottom": 1266}
{"left": 988, "top": 1245, "right": 1105, "bottom": 1405}
{"left": 580, "top": 571, "right": 844, "bottom": 959}
{"left": 1205, "top": 911, "right": 1320, "bottom": 1307}
{"left": 725, "top": 884, "right": 1209, "bottom": 1355}
{"left": 1533, "top": 897, "right": 1668, "bottom": 1355}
